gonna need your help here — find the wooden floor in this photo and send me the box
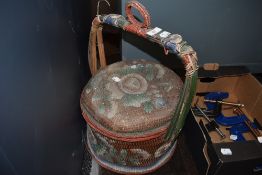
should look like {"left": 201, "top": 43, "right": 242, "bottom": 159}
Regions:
{"left": 100, "top": 132, "right": 199, "bottom": 175}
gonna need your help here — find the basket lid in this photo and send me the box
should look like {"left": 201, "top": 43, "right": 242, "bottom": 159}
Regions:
{"left": 81, "top": 60, "right": 183, "bottom": 135}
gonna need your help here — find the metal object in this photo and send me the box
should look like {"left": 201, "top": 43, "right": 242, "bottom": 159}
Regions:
{"left": 229, "top": 123, "right": 250, "bottom": 141}
{"left": 233, "top": 108, "right": 262, "bottom": 142}
{"left": 204, "top": 99, "right": 244, "bottom": 108}
{"left": 215, "top": 114, "right": 247, "bottom": 126}
{"left": 204, "top": 92, "right": 229, "bottom": 112}
{"left": 203, "top": 92, "right": 247, "bottom": 126}
{"left": 203, "top": 92, "right": 262, "bottom": 143}
{"left": 245, "top": 120, "right": 262, "bottom": 138}
{"left": 97, "top": 0, "right": 111, "bottom": 16}
{"left": 191, "top": 108, "right": 216, "bottom": 117}
{"left": 195, "top": 106, "right": 226, "bottom": 139}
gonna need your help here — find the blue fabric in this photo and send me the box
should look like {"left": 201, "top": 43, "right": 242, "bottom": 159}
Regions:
{"left": 164, "top": 42, "right": 178, "bottom": 54}
{"left": 104, "top": 16, "right": 116, "bottom": 26}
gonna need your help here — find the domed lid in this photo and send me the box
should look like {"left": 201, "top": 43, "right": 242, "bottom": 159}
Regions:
{"left": 81, "top": 60, "right": 183, "bottom": 136}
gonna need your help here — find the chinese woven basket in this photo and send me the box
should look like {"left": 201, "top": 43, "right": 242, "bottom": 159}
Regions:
{"left": 80, "top": 1, "right": 198, "bottom": 174}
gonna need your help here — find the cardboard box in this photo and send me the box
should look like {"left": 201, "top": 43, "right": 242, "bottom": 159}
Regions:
{"left": 184, "top": 65, "right": 262, "bottom": 175}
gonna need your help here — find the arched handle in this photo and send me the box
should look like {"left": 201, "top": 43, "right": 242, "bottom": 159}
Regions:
{"left": 125, "top": 1, "right": 151, "bottom": 28}
{"left": 122, "top": 1, "right": 151, "bottom": 37}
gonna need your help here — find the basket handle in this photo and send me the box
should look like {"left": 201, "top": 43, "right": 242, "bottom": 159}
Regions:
{"left": 125, "top": 1, "right": 151, "bottom": 28}
{"left": 88, "top": 20, "right": 107, "bottom": 75}
{"left": 88, "top": 1, "right": 152, "bottom": 75}
{"left": 88, "top": 0, "right": 198, "bottom": 141}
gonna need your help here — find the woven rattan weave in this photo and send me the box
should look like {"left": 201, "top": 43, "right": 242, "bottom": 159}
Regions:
{"left": 80, "top": 1, "right": 198, "bottom": 174}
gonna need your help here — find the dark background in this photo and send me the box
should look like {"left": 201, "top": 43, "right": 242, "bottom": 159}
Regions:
{"left": 121, "top": 0, "right": 262, "bottom": 73}
{"left": 1, "top": 0, "right": 89, "bottom": 174}
{"left": 0, "top": 0, "right": 121, "bottom": 174}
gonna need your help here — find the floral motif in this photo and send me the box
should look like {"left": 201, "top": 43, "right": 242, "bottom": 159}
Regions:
{"left": 130, "top": 149, "right": 151, "bottom": 160}
{"left": 116, "top": 149, "right": 128, "bottom": 165}
{"left": 143, "top": 101, "right": 154, "bottom": 113}
{"left": 155, "top": 64, "right": 166, "bottom": 79}
{"left": 83, "top": 60, "right": 183, "bottom": 132}
{"left": 118, "top": 73, "right": 148, "bottom": 94}
{"left": 145, "top": 64, "right": 155, "bottom": 81}
{"left": 116, "top": 64, "right": 144, "bottom": 76}
{"left": 106, "top": 81, "right": 124, "bottom": 100}
{"left": 159, "top": 82, "right": 173, "bottom": 92}
{"left": 122, "top": 93, "right": 150, "bottom": 108}
{"left": 154, "top": 97, "right": 167, "bottom": 109}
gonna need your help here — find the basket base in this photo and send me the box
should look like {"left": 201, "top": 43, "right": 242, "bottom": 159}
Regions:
{"left": 86, "top": 136, "right": 177, "bottom": 174}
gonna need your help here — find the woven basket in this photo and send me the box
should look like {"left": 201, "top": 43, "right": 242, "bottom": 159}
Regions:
{"left": 80, "top": 1, "right": 198, "bottom": 174}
